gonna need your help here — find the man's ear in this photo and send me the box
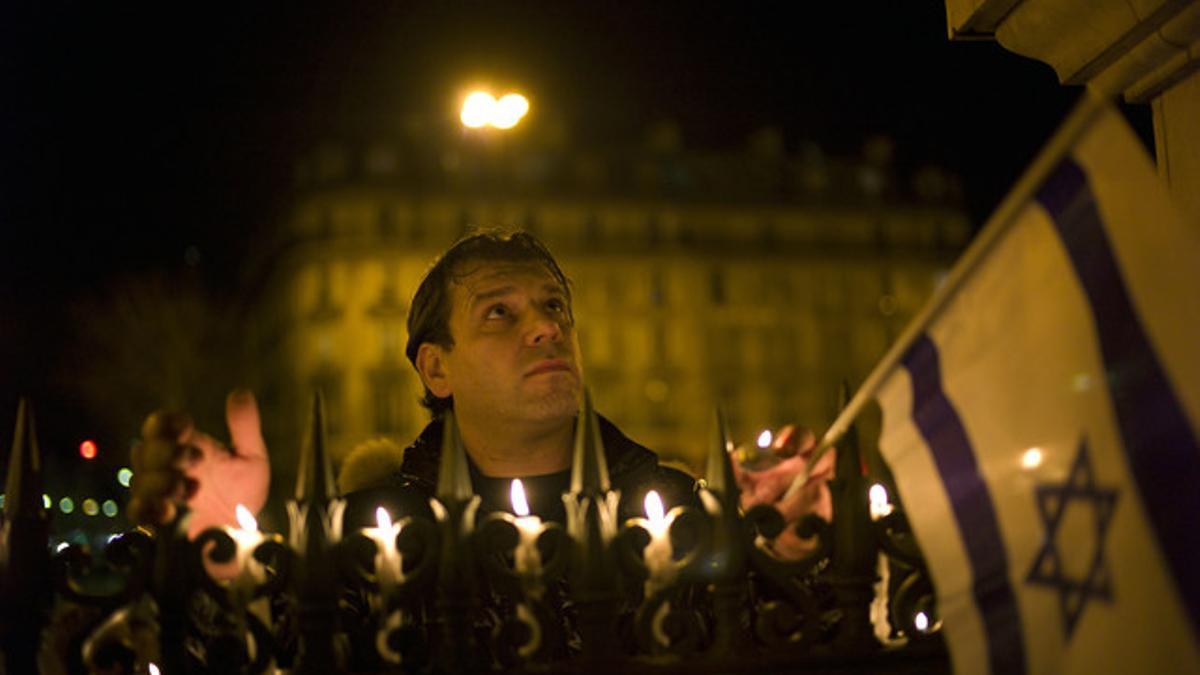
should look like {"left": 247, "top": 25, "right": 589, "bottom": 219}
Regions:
{"left": 415, "top": 343, "right": 452, "bottom": 399}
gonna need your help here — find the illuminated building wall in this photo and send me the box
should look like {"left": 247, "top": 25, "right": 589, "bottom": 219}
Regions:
{"left": 263, "top": 134, "right": 969, "bottom": 474}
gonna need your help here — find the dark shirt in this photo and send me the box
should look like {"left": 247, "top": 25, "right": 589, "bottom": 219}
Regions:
{"left": 343, "top": 414, "right": 698, "bottom": 530}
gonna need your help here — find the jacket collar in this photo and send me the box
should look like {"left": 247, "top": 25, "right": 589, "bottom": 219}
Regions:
{"left": 395, "top": 413, "right": 657, "bottom": 494}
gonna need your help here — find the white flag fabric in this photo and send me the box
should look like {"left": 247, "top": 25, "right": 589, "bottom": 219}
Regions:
{"left": 876, "top": 100, "right": 1200, "bottom": 675}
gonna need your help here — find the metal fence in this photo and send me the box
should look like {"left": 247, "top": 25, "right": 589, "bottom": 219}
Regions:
{"left": 1, "top": 392, "right": 946, "bottom": 674}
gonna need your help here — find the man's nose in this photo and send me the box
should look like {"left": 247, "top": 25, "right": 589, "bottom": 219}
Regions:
{"left": 526, "top": 313, "right": 564, "bottom": 345}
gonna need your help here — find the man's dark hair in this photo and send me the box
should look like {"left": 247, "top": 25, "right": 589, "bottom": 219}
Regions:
{"left": 405, "top": 228, "right": 573, "bottom": 417}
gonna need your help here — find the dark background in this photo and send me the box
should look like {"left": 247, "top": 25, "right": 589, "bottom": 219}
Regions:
{"left": 0, "top": 3, "right": 1148, "bottom": 474}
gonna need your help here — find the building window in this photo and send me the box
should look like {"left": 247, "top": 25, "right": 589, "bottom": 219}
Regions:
{"left": 370, "top": 368, "right": 406, "bottom": 435}
{"left": 585, "top": 214, "right": 602, "bottom": 245}
{"left": 310, "top": 366, "right": 343, "bottom": 437}
{"left": 709, "top": 268, "right": 726, "bottom": 305}
{"left": 650, "top": 270, "right": 666, "bottom": 307}
{"left": 379, "top": 206, "right": 397, "bottom": 238}
{"left": 309, "top": 263, "right": 342, "bottom": 322}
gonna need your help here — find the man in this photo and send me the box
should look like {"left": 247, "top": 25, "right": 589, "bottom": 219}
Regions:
{"left": 130, "top": 230, "right": 832, "bottom": 557}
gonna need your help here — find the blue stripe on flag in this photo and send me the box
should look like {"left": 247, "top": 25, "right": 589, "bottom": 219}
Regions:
{"left": 903, "top": 334, "right": 1028, "bottom": 675}
{"left": 1036, "top": 158, "right": 1200, "bottom": 637}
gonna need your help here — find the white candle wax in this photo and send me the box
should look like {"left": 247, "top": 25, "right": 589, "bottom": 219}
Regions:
{"left": 510, "top": 479, "right": 545, "bottom": 596}
{"left": 366, "top": 506, "right": 403, "bottom": 589}
{"left": 227, "top": 504, "right": 266, "bottom": 598}
{"left": 641, "top": 490, "right": 676, "bottom": 598}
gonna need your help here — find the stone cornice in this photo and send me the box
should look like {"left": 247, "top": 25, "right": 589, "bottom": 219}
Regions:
{"left": 945, "top": 0, "right": 1200, "bottom": 101}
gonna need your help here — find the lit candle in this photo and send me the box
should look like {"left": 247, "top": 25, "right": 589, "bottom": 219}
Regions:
{"left": 640, "top": 490, "right": 677, "bottom": 598}
{"left": 509, "top": 479, "right": 544, "bottom": 596}
{"left": 227, "top": 504, "right": 266, "bottom": 598}
{"left": 366, "top": 506, "right": 403, "bottom": 589}
{"left": 868, "top": 483, "right": 894, "bottom": 521}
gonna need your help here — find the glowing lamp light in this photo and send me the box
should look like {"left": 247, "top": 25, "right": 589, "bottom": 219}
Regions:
{"left": 59, "top": 497, "right": 75, "bottom": 514}
{"left": 236, "top": 504, "right": 258, "bottom": 532}
{"left": 149, "top": 663, "right": 161, "bottom": 675}
{"left": 511, "top": 478, "right": 531, "bottom": 517}
{"left": 756, "top": 429, "right": 773, "bottom": 449}
{"left": 491, "top": 93, "right": 530, "bottom": 129}
{"left": 117, "top": 467, "right": 133, "bottom": 487}
{"left": 82, "top": 499, "right": 99, "bottom": 516}
{"left": 914, "top": 611, "right": 930, "bottom": 633}
{"left": 1021, "top": 447, "right": 1044, "bottom": 470}
{"left": 460, "top": 91, "right": 497, "bottom": 128}
{"left": 55, "top": 542, "right": 70, "bottom": 554}
{"left": 43, "top": 494, "right": 51, "bottom": 509}
{"left": 101, "top": 499, "right": 118, "bottom": 518}
{"left": 461, "top": 90, "right": 529, "bottom": 129}
{"left": 80, "top": 440, "right": 98, "bottom": 460}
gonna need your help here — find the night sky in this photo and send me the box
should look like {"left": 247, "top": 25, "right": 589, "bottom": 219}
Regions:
{"left": 0, "top": 3, "right": 1145, "bottom": 459}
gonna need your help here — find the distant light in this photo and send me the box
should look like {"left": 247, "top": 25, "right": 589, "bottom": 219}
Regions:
{"left": 914, "top": 611, "right": 930, "bottom": 632}
{"left": 43, "top": 494, "right": 51, "bottom": 509}
{"left": 868, "top": 483, "right": 894, "bottom": 520}
{"left": 117, "top": 467, "right": 133, "bottom": 487}
{"left": 82, "top": 499, "right": 99, "bottom": 516}
{"left": 55, "top": 542, "right": 70, "bottom": 554}
{"left": 461, "top": 91, "right": 497, "bottom": 128}
{"left": 149, "top": 663, "right": 161, "bottom": 675}
{"left": 1021, "top": 447, "right": 1044, "bottom": 470}
{"left": 102, "top": 500, "right": 118, "bottom": 518}
{"left": 107, "top": 533, "right": 121, "bottom": 544}
{"left": 0, "top": 494, "right": 5, "bottom": 508}
{"left": 59, "top": 497, "right": 75, "bottom": 514}
{"left": 80, "top": 439, "right": 98, "bottom": 460}
{"left": 491, "top": 93, "right": 529, "bottom": 129}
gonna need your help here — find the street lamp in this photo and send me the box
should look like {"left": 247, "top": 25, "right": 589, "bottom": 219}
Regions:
{"left": 460, "top": 90, "right": 529, "bottom": 129}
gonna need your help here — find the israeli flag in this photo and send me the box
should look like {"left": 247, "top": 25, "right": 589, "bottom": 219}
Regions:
{"left": 868, "top": 97, "right": 1199, "bottom": 674}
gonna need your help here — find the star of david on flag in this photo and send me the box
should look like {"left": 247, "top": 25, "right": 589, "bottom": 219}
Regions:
{"left": 821, "top": 94, "right": 1200, "bottom": 675}
{"left": 1024, "top": 438, "right": 1118, "bottom": 640}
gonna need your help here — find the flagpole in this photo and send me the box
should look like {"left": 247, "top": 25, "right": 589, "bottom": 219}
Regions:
{"left": 784, "top": 91, "right": 1110, "bottom": 499}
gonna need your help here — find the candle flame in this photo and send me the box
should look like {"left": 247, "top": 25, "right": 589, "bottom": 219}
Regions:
{"left": 376, "top": 506, "right": 392, "bottom": 530}
{"left": 644, "top": 490, "right": 665, "bottom": 523}
{"left": 756, "top": 429, "right": 773, "bottom": 448}
{"left": 235, "top": 504, "right": 257, "bottom": 531}
{"left": 868, "top": 483, "right": 894, "bottom": 520}
{"left": 149, "top": 664, "right": 161, "bottom": 675}
{"left": 510, "top": 479, "right": 530, "bottom": 517}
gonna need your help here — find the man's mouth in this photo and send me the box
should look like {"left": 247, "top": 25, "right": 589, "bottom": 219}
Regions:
{"left": 525, "top": 359, "right": 575, "bottom": 377}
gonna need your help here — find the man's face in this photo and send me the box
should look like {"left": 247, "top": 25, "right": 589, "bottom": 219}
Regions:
{"left": 426, "top": 260, "right": 583, "bottom": 429}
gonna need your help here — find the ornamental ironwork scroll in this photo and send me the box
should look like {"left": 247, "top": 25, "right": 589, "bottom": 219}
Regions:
{"left": 1, "top": 390, "right": 947, "bottom": 674}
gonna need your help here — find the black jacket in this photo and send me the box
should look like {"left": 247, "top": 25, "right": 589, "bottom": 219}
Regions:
{"left": 343, "top": 414, "right": 697, "bottom": 530}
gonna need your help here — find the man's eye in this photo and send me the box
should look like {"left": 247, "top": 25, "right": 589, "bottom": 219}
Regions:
{"left": 546, "top": 299, "right": 565, "bottom": 313}
{"left": 486, "top": 305, "right": 509, "bottom": 319}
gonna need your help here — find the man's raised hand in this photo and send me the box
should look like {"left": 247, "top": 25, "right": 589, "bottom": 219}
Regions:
{"left": 730, "top": 424, "right": 835, "bottom": 560}
{"left": 128, "top": 390, "right": 270, "bottom": 538}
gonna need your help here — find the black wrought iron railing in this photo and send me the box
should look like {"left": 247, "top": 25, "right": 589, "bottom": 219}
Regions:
{"left": 1, "top": 391, "right": 946, "bottom": 674}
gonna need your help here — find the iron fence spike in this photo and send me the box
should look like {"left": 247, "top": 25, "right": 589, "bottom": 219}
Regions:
{"left": 4, "top": 398, "right": 44, "bottom": 517}
{"left": 436, "top": 410, "right": 473, "bottom": 502}
{"left": 570, "top": 389, "right": 610, "bottom": 495}
{"left": 295, "top": 389, "right": 337, "bottom": 502}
